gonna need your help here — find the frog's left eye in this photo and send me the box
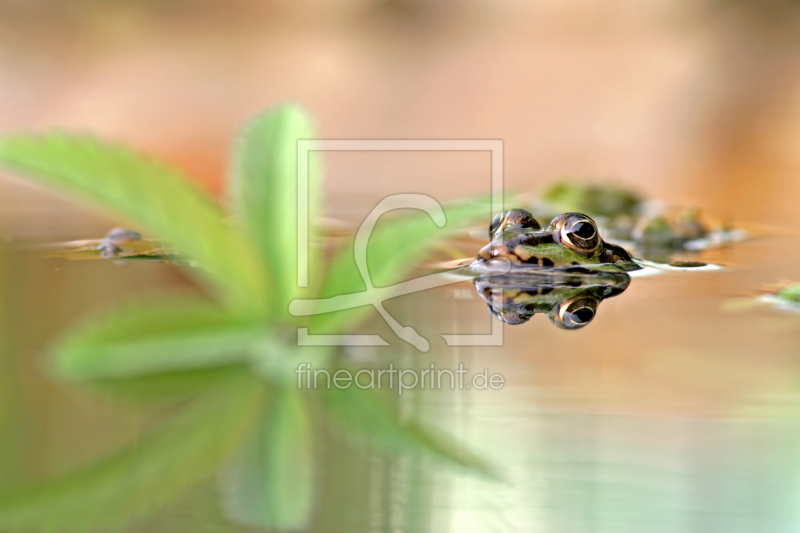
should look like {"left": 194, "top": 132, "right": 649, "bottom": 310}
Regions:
{"left": 489, "top": 209, "right": 541, "bottom": 237}
{"left": 489, "top": 213, "right": 505, "bottom": 236}
{"left": 550, "top": 296, "right": 599, "bottom": 330}
{"left": 558, "top": 213, "right": 600, "bottom": 253}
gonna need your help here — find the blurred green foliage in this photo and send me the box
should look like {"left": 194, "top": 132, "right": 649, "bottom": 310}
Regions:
{"left": 0, "top": 105, "right": 494, "bottom": 532}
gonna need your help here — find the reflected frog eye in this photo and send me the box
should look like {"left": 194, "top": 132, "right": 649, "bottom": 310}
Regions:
{"left": 558, "top": 214, "right": 601, "bottom": 253}
{"left": 489, "top": 209, "right": 541, "bottom": 237}
{"left": 486, "top": 304, "right": 531, "bottom": 325}
{"left": 550, "top": 296, "right": 599, "bottom": 330}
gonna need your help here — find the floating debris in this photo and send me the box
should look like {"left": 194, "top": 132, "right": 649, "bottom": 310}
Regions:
{"left": 47, "top": 228, "right": 178, "bottom": 261}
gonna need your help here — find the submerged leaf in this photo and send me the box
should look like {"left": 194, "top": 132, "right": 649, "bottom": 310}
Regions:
{"left": 88, "top": 366, "right": 251, "bottom": 406}
{"left": 319, "top": 386, "right": 495, "bottom": 477}
{"left": 53, "top": 295, "right": 266, "bottom": 381}
{"left": 230, "top": 105, "right": 322, "bottom": 317}
{"left": 0, "top": 375, "right": 267, "bottom": 533}
{"left": 0, "top": 134, "right": 269, "bottom": 314}
{"left": 220, "top": 388, "right": 315, "bottom": 530}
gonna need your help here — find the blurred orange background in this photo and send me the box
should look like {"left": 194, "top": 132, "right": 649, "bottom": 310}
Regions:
{"left": 3, "top": 6, "right": 800, "bottom": 530}
{"left": 1, "top": 0, "right": 799, "bottom": 236}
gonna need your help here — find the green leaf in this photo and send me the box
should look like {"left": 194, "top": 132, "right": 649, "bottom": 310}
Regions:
{"left": 311, "top": 197, "right": 492, "bottom": 334}
{"left": 220, "top": 388, "right": 315, "bottom": 530}
{"left": 53, "top": 295, "right": 267, "bottom": 381}
{"left": 0, "top": 134, "right": 269, "bottom": 315}
{"left": 87, "top": 366, "right": 251, "bottom": 406}
{"left": 0, "top": 374, "right": 267, "bottom": 533}
{"left": 319, "top": 386, "right": 495, "bottom": 478}
{"left": 230, "top": 105, "right": 322, "bottom": 317}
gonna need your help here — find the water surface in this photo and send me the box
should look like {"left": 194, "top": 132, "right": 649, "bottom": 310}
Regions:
{"left": 2, "top": 211, "right": 800, "bottom": 533}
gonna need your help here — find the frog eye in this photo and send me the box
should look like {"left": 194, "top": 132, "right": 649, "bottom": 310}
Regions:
{"left": 489, "top": 209, "right": 541, "bottom": 237}
{"left": 486, "top": 304, "right": 531, "bottom": 325}
{"left": 550, "top": 296, "right": 599, "bottom": 330}
{"left": 557, "top": 213, "right": 601, "bottom": 253}
{"left": 489, "top": 213, "right": 505, "bottom": 236}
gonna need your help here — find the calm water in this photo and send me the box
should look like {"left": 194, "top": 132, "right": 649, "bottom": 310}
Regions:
{"left": 2, "top": 208, "right": 800, "bottom": 533}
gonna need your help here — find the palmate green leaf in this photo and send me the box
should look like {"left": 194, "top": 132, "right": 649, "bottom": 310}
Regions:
{"left": 319, "top": 386, "right": 496, "bottom": 478}
{"left": 0, "top": 134, "right": 269, "bottom": 315}
{"left": 220, "top": 388, "right": 315, "bottom": 530}
{"left": 230, "top": 105, "right": 322, "bottom": 317}
{"left": 53, "top": 294, "right": 267, "bottom": 381}
{"left": 0, "top": 374, "right": 267, "bottom": 533}
{"left": 310, "top": 198, "right": 493, "bottom": 334}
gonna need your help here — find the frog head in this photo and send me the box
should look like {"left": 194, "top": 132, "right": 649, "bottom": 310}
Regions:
{"left": 474, "top": 209, "right": 638, "bottom": 272}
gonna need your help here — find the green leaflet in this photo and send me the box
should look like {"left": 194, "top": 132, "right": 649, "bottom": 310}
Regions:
{"left": 230, "top": 105, "right": 322, "bottom": 318}
{"left": 319, "top": 386, "right": 496, "bottom": 478}
{"left": 0, "top": 375, "right": 266, "bottom": 533}
{"left": 86, "top": 366, "right": 251, "bottom": 406}
{"left": 53, "top": 295, "right": 267, "bottom": 381}
{"left": 220, "top": 388, "right": 315, "bottom": 530}
{"left": 311, "top": 198, "right": 493, "bottom": 334}
{"left": 52, "top": 291, "right": 335, "bottom": 395}
{"left": 0, "top": 134, "right": 269, "bottom": 316}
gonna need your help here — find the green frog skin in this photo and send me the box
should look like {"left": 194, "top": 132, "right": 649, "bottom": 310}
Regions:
{"left": 472, "top": 209, "right": 639, "bottom": 273}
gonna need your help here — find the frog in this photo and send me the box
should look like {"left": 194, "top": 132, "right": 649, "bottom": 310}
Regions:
{"left": 474, "top": 268, "right": 631, "bottom": 329}
{"left": 631, "top": 208, "right": 708, "bottom": 254}
{"left": 537, "top": 181, "right": 640, "bottom": 220}
{"left": 95, "top": 228, "right": 144, "bottom": 258}
{"left": 471, "top": 208, "right": 640, "bottom": 273}
{"left": 49, "top": 228, "right": 176, "bottom": 260}
{"left": 532, "top": 181, "right": 728, "bottom": 258}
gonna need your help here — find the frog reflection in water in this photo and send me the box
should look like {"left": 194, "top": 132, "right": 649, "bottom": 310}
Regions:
{"left": 470, "top": 209, "right": 638, "bottom": 329}
{"left": 474, "top": 271, "right": 631, "bottom": 329}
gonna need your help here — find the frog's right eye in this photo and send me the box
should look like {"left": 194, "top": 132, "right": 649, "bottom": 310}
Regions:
{"left": 489, "top": 209, "right": 541, "bottom": 237}
{"left": 556, "top": 213, "right": 601, "bottom": 254}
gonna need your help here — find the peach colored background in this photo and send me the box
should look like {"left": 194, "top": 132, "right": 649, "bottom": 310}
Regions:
{"left": 1, "top": 0, "right": 799, "bottom": 235}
